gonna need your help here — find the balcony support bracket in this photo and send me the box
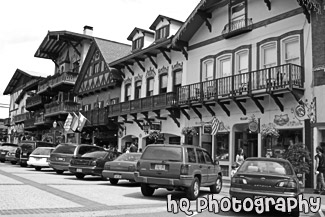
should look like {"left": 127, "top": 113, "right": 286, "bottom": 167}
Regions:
{"left": 146, "top": 54, "right": 158, "bottom": 69}
{"left": 233, "top": 98, "right": 246, "bottom": 115}
{"left": 66, "top": 40, "right": 81, "bottom": 57}
{"left": 181, "top": 108, "right": 190, "bottom": 120}
{"left": 217, "top": 101, "right": 230, "bottom": 116}
{"left": 191, "top": 105, "right": 202, "bottom": 120}
{"left": 250, "top": 95, "right": 264, "bottom": 114}
{"left": 167, "top": 108, "right": 180, "bottom": 128}
{"left": 270, "top": 93, "right": 284, "bottom": 112}
{"left": 288, "top": 88, "right": 304, "bottom": 104}
{"left": 125, "top": 64, "right": 134, "bottom": 76}
{"left": 203, "top": 103, "right": 215, "bottom": 117}
{"left": 264, "top": 0, "right": 271, "bottom": 10}
{"left": 159, "top": 48, "right": 171, "bottom": 64}
{"left": 121, "top": 115, "right": 128, "bottom": 121}
{"left": 134, "top": 119, "right": 144, "bottom": 130}
{"left": 153, "top": 110, "right": 167, "bottom": 120}
{"left": 135, "top": 58, "right": 145, "bottom": 72}
{"left": 197, "top": 10, "right": 212, "bottom": 32}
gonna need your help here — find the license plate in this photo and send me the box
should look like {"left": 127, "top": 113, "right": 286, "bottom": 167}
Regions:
{"left": 57, "top": 157, "right": 65, "bottom": 161}
{"left": 155, "top": 164, "right": 165, "bottom": 170}
{"left": 76, "top": 169, "right": 82, "bottom": 173}
{"left": 1, "top": 152, "right": 5, "bottom": 154}
{"left": 114, "top": 174, "right": 122, "bottom": 179}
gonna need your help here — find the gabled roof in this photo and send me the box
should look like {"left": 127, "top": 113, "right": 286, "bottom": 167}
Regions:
{"left": 34, "top": 30, "right": 93, "bottom": 60}
{"left": 127, "top": 27, "right": 154, "bottom": 41}
{"left": 149, "top": 15, "right": 184, "bottom": 31}
{"left": 73, "top": 38, "right": 131, "bottom": 93}
{"left": 172, "top": 0, "right": 227, "bottom": 45}
{"left": 3, "top": 69, "right": 41, "bottom": 95}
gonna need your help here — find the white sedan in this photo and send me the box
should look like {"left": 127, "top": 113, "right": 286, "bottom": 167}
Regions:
{"left": 27, "top": 147, "right": 55, "bottom": 171}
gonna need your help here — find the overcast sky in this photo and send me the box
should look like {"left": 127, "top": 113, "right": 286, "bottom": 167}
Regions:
{"left": 0, "top": 0, "right": 200, "bottom": 119}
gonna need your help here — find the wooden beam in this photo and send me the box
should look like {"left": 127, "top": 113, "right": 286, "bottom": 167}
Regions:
{"left": 203, "top": 103, "right": 215, "bottom": 116}
{"left": 134, "top": 119, "right": 143, "bottom": 130}
{"left": 146, "top": 54, "right": 157, "bottom": 69}
{"left": 121, "top": 115, "right": 128, "bottom": 121}
{"left": 125, "top": 64, "right": 134, "bottom": 76}
{"left": 124, "top": 120, "right": 133, "bottom": 124}
{"left": 66, "top": 40, "right": 81, "bottom": 56}
{"left": 217, "top": 101, "right": 230, "bottom": 116}
{"left": 181, "top": 108, "right": 190, "bottom": 120}
{"left": 288, "top": 88, "right": 304, "bottom": 103}
{"left": 270, "top": 93, "right": 284, "bottom": 112}
{"left": 152, "top": 110, "right": 167, "bottom": 120}
{"left": 167, "top": 109, "right": 180, "bottom": 128}
{"left": 197, "top": 10, "right": 212, "bottom": 32}
{"left": 233, "top": 98, "right": 246, "bottom": 115}
{"left": 141, "top": 112, "right": 148, "bottom": 119}
{"left": 250, "top": 95, "right": 264, "bottom": 114}
{"left": 135, "top": 58, "right": 145, "bottom": 72}
{"left": 130, "top": 113, "right": 137, "bottom": 120}
{"left": 264, "top": 0, "right": 271, "bottom": 10}
{"left": 191, "top": 106, "right": 202, "bottom": 120}
{"left": 159, "top": 48, "right": 171, "bottom": 64}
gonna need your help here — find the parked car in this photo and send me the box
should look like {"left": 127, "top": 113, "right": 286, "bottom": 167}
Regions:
{"left": 0, "top": 143, "right": 18, "bottom": 163}
{"left": 134, "top": 144, "right": 222, "bottom": 200}
{"left": 229, "top": 157, "right": 302, "bottom": 217}
{"left": 49, "top": 144, "right": 104, "bottom": 174}
{"left": 69, "top": 150, "right": 119, "bottom": 179}
{"left": 27, "top": 147, "right": 55, "bottom": 171}
{"left": 18, "top": 141, "right": 56, "bottom": 167}
{"left": 102, "top": 152, "right": 142, "bottom": 185}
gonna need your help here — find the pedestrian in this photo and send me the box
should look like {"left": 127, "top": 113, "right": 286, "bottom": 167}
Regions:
{"left": 314, "top": 146, "right": 325, "bottom": 194}
{"left": 235, "top": 148, "right": 245, "bottom": 167}
{"left": 130, "top": 143, "right": 138, "bottom": 152}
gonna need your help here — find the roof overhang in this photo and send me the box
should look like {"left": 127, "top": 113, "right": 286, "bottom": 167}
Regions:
{"left": 3, "top": 69, "right": 36, "bottom": 95}
{"left": 127, "top": 28, "right": 154, "bottom": 41}
{"left": 149, "top": 15, "right": 184, "bottom": 30}
{"left": 34, "top": 31, "right": 93, "bottom": 60}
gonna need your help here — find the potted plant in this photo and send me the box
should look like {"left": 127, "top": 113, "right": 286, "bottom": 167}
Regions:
{"left": 282, "top": 142, "right": 311, "bottom": 188}
{"left": 147, "top": 131, "right": 165, "bottom": 144}
{"left": 181, "top": 127, "right": 198, "bottom": 136}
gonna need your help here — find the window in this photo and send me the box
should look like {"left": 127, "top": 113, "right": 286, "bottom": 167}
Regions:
{"left": 282, "top": 36, "right": 300, "bottom": 65}
{"left": 147, "top": 78, "right": 154, "bottom": 96}
{"left": 94, "top": 62, "right": 100, "bottom": 74}
{"left": 173, "top": 70, "right": 182, "bottom": 92}
{"left": 132, "top": 37, "right": 144, "bottom": 50}
{"left": 159, "top": 74, "right": 168, "bottom": 93}
{"left": 261, "top": 42, "right": 277, "bottom": 68}
{"left": 110, "top": 98, "right": 119, "bottom": 105}
{"left": 156, "top": 26, "right": 169, "bottom": 40}
{"left": 187, "top": 148, "right": 197, "bottom": 163}
{"left": 125, "top": 84, "right": 131, "bottom": 101}
{"left": 217, "top": 56, "right": 231, "bottom": 78}
{"left": 134, "top": 81, "right": 142, "bottom": 99}
{"left": 215, "top": 133, "right": 229, "bottom": 161}
{"left": 83, "top": 104, "right": 90, "bottom": 111}
{"left": 94, "top": 101, "right": 104, "bottom": 109}
{"left": 231, "top": 0, "right": 245, "bottom": 23}
{"left": 202, "top": 60, "right": 214, "bottom": 81}
{"left": 197, "top": 149, "right": 206, "bottom": 164}
{"left": 203, "top": 151, "right": 213, "bottom": 164}
{"left": 236, "top": 50, "right": 248, "bottom": 74}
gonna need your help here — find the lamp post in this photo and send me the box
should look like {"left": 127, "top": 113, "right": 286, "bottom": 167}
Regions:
{"left": 53, "top": 120, "right": 57, "bottom": 144}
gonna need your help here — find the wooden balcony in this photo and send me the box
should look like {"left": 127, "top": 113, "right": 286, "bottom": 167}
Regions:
{"left": 44, "top": 101, "right": 79, "bottom": 117}
{"left": 26, "top": 95, "right": 48, "bottom": 111}
{"left": 178, "top": 64, "right": 304, "bottom": 106}
{"left": 108, "top": 92, "right": 177, "bottom": 117}
{"left": 37, "top": 71, "right": 78, "bottom": 95}
{"left": 222, "top": 18, "right": 253, "bottom": 39}
{"left": 24, "top": 117, "right": 36, "bottom": 130}
{"left": 34, "top": 113, "right": 52, "bottom": 126}
{"left": 13, "top": 112, "right": 31, "bottom": 124}
{"left": 4, "top": 118, "right": 10, "bottom": 126}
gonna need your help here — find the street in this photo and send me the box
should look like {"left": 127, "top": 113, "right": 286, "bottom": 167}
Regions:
{"left": 0, "top": 162, "right": 323, "bottom": 217}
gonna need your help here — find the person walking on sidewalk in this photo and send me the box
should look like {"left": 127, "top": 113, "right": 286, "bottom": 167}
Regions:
{"left": 314, "top": 146, "right": 325, "bottom": 194}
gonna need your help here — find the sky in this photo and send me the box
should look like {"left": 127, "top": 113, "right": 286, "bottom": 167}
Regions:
{"left": 0, "top": 0, "right": 200, "bottom": 119}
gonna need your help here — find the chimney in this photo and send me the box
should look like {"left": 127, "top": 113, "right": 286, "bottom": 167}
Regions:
{"left": 83, "top": 25, "right": 93, "bottom": 36}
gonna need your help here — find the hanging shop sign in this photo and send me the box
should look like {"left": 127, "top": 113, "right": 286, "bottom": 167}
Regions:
{"left": 203, "top": 124, "right": 212, "bottom": 134}
{"left": 248, "top": 121, "right": 259, "bottom": 133}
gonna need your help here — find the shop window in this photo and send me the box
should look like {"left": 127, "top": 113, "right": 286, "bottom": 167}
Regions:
{"left": 215, "top": 133, "right": 229, "bottom": 161}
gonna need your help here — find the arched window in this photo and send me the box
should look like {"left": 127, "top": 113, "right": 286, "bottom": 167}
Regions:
{"left": 281, "top": 36, "right": 300, "bottom": 65}
{"left": 260, "top": 42, "right": 277, "bottom": 69}
{"left": 134, "top": 81, "right": 142, "bottom": 99}
{"left": 125, "top": 84, "right": 131, "bottom": 102}
{"left": 159, "top": 74, "right": 168, "bottom": 94}
{"left": 147, "top": 78, "right": 154, "bottom": 96}
{"left": 202, "top": 59, "right": 214, "bottom": 81}
{"left": 173, "top": 69, "right": 182, "bottom": 92}
{"left": 216, "top": 55, "right": 232, "bottom": 78}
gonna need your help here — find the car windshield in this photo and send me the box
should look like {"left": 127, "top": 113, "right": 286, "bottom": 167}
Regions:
{"left": 1, "top": 143, "right": 18, "bottom": 147}
{"left": 77, "top": 146, "right": 103, "bottom": 155}
{"left": 238, "top": 160, "right": 294, "bottom": 175}
{"left": 141, "top": 146, "right": 182, "bottom": 162}
{"left": 52, "top": 145, "right": 77, "bottom": 154}
{"left": 82, "top": 151, "right": 108, "bottom": 158}
{"left": 20, "top": 143, "right": 34, "bottom": 150}
{"left": 31, "top": 148, "right": 54, "bottom": 156}
{"left": 115, "top": 153, "right": 142, "bottom": 162}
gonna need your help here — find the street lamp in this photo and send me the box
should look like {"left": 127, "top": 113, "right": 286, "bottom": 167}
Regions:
{"left": 53, "top": 120, "right": 57, "bottom": 144}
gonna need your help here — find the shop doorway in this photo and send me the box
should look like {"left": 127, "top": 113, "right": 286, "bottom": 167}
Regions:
{"left": 234, "top": 123, "right": 258, "bottom": 159}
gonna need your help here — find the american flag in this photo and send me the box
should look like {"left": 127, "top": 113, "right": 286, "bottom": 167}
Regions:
{"left": 211, "top": 116, "right": 220, "bottom": 136}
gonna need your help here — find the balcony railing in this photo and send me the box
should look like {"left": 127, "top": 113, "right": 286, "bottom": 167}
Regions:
{"left": 24, "top": 117, "right": 36, "bottom": 129}
{"left": 222, "top": 18, "right": 253, "bottom": 39}
{"left": 44, "top": 101, "right": 79, "bottom": 117}
{"left": 13, "top": 112, "right": 31, "bottom": 123}
{"left": 26, "top": 95, "right": 47, "bottom": 110}
{"left": 38, "top": 71, "right": 78, "bottom": 94}
{"left": 178, "top": 64, "right": 303, "bottom": 105}
{"left": 4, "top": 118, "right": 10, "bottom": 126}
{"left": 34, "top": 113, "right": 52, "bottom": 125}
{"left": 81, "top": 108, "right": 108, "bottom": 127}
{"left": 108, "top": 92, "right": 177, "bottom": 117}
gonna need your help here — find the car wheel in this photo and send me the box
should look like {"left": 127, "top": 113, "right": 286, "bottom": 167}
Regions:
{"left": 11, "top": 161, "right": 16, "bottom": 165}
{"left": 75, "top": 173, "right": 85, "bottom": 179}
{"left": 186, "top": 177, "right": 200, "bottom": 200}
{"left": 35, "top": 167, "right": 42, "bottom": 171}
{"left": 0, "top": 160, "right": 5, "bottom": 163}
{"left": 56, "top": 170, "right": 64, "bottom": 174}
{"left": 109, "top": 178, "right": 119, "bottom": 185}
{"left": 210, "top": 175, "right": 222, "bottom": 194}
{"left": 141, "top": 183, "right": 155, "bottom": 197}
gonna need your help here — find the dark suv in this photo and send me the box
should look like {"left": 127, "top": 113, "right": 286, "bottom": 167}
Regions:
{"left": 134, "top": 144, "right": 222, "bottom": 200}
{"left": 18, "top": 141, "right": 56, "bottom": 167}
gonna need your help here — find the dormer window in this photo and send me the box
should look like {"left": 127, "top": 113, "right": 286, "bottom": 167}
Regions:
{"left": 132, "top": 37, "right": 144, "bottom": 51}
{"left": 155, "top": 25, "right": 169, "bottom": 40}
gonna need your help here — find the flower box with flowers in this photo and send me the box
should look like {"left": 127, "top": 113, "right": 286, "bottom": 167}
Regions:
{"left": 260, "top": 123, "right": 280, "bottom": 139}
{"left": 181, "top": 127, "right": 198, "bottom": 136}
